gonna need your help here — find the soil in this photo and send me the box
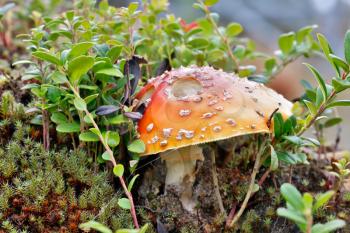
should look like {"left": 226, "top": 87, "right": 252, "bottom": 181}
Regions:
{"left": 138, "top": 144, "right": 350, "bottom": 233}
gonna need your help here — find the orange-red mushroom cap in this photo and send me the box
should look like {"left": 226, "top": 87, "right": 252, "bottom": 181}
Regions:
{"left": 136, "top": 66, "right": 292, "bottom": 155}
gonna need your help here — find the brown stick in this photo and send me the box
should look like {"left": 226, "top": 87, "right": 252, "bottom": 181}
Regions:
{"left": 42, "top": 108, "right": 50, "bottom": 151}
{"left": 210, "top": 148, "right": 226, "bottom": 216}
{"left": 258, "top": 168, "right": 271, "bottom": 187}
{"left": 227, "top": 144, "right": 265, "bottom": 228}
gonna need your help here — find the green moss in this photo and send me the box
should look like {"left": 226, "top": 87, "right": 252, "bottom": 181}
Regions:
{"left": 241, "top": 210, "right": 259, "bottom": 233}
{"left": 0, "top": 124, "right": 137, "bottom": 232}
{"left": 342, "top": 192, "right": 350, "bottom": 202}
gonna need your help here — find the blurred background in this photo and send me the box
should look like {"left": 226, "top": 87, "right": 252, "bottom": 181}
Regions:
{"left": 2, "top": 0, "right": 350, "bottom": 148}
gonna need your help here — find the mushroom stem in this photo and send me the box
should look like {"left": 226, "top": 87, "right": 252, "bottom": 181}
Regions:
{"left": 210, "top": 146, "right": 226, "bottom": 216}
{"left": 161, "top": 145, "right": 204, "bottom": 212}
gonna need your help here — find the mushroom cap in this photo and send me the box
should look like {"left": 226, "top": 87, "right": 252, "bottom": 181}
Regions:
{"left": 136, "top": 66, "right": 293, "bottom": 156}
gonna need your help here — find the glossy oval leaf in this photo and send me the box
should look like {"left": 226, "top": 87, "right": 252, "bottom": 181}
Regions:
{"left": 79, "top": 131, "right": 99, "bottom": 142}
{"left": 50, "top": 112, "right": 68, "bottom": 124}
{"left": 304, "top": 63, "right": 327, "bottom": 101}
{"left": 32, "top": 51, "right": 61, "bottom": 65}
{"left": 118, "top": 198, "right": 131, "bottom": 210}
{"left": 79, "top": 221, "right": 112, "bottom": 233}
{"left": 127, "top": 139, "right": 146, "bottom": 154}
{"left": 56, "top": 122, "right": 80, "bottom": 133}
{"left": 68, "top": 55, "right": 94, "bottom": 84}
{"left": 113, "top": 164, "right": 124, "bottom": 177}
{"left": 226, "top": 22, "right": 243, "bottom": 37}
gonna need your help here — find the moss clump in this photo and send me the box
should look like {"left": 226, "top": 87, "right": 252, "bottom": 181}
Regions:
{"left": 240, "top": 210, "right": 260, "bottom": 233}
{"left": 0, "top": 124, "right": 135, "bottom": 232}
{"left": 0, "top": 91, "right": 28, "bottom": 145}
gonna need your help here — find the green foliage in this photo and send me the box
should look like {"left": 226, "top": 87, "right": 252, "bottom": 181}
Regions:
{"left": 328, "top": 157, "right": 350, "bottom": 196}
{"left": 0, "top": 91, "right": 28, "bottom": 145}
{"left": 277, "top": 183, "right": 345, "bottom": 233}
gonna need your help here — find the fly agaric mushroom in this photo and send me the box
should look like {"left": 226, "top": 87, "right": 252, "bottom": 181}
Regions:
{"left": 135, "top": 66, "right": 292, "bottom": 212}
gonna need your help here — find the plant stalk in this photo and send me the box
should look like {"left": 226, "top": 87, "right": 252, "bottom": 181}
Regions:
{"left": 42, "top": 105, "right": 50, "bottom": 151}
{"left": 69, "top": 86, "right": 140, "bottom": 229}
{"left": 201, "top": 2, "right": 239, "bottom": 72}
{"left": 227, "top": 144, "right": 265, "bottom": 228}
{"left": 210, "top": 147, "right": 226, "bottom": 216}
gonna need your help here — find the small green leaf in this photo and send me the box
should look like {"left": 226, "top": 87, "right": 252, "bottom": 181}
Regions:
{"left": 65, "top": 10, "right": 74, "bottom": 21}
{"left": 84, "top": 93, "right": 99, "bottom": 104}
{"left": 280, "top": 183, "right": 304, "bottom": 211}
{"left": 304, "top": 100, "right": 317, "bottom": 115}
{"left": 68, "top": 55, "right": 94, "bottom": 84}
{"left": 128, "top": 174, "right": 139, "bottom": 192}
{"left": 204, "top": 0, "right": 219, "bottom": 6}
{"left": 102, "top": 151, "right": 113, "bottom": 161}
{"left": 324, "top": 117, "right": 342, "bottom": 128}
{"left": 277, "top": 208, "right": 306, "bottom": 225}
{"left": 118, "top": 198, "right": 131, "bottom": 209}
{"left": 302, "top": 193, "right": 313, "bottom": 210}
{"left": 56, "top": 122, "right": 80, "bottom": 133}
{"left": 113, "top": 164, "right": 124, "bottom": 177}
{"left": 107, "top": 46, "right": 123, "bottom": 63}
{"left": 327, "top": 100, "right": 350, "bottom": 108}
{"left": 317, "top": 33, "right": 340, "bottom": 76}
{"left": 127, "top": 140, "right": 146, "bottom": 153}
{"left": 108, "top": 131, "right": 120, "bottom": 147}
{"left": 278, "top": 32, "right": 295, "bottom": 54}
{"left": 21, "top": 83, "right": 39, "bottom": 90}
{"left": 344, "top": 30, "right": 350, "bottom": 64}
{"left": 68, "top": 42, "right": 94, "bottom": 59}
{"left": 96, "top": 67, "right": 123, "bottom": 77}
{"left": 238, "top": 65, "right": 256, "bottom": 77}
{"left": 311, "top": 220, "right": 346, "bottom": 233}
{"left": 128, "top": 2, "right": 139, "bottom": 13}
{"left": 273, "top": 112, "right": 284, "bottom": 138}
{"left": 12, "top": 60, "right": 34, "bottom": 66}
{"left": 74, "top": 97, "right": 87, "bottom": 111}
{"left": 313, "top": 191, "right": 335, "bottom": 212}
{"left": 32, "top": 51, "right": 61, "bottom": 65}
{"left": 302, "top": 137, "right": 320, "bottom": 147}
{"left": 226, "top": 22, "right": 243, "bottom": 37}
{"left": 89, "top": 128, "right": 100, "bottom": 136}
{"left": 304, "top": 63, "right": 327, "bottom": 100}
{"left": 187, "top": 38, "right": 209, "bottom": 49}
{"left": 282, "top": 136, "right": 303, "bottom": 145}
{"left": 329, "top": 54, "right": 349, "bottom": 72}
{"left": 270, "top": 145, "right": 278, "bottom": 171}
{"left": 115, "top": 229, "right": 138, "bottom": 233}
{"left": 296, "top": 25, "right": 317, "bottom": 43}
{"left": 331, "top": 78, "right": 350, "bottom": 93}
{"left": 50, "top": 112, "right": 68, "bottom": 124}
{"left": 51, "top": 71, "right": 68, "bottom": 84}
{"left": 252, "top": 183, "right": 260, "bottom": 193}
{"left": 79, "top": 221, "right": 112, "bottom": 233}
{"left": 79, "top": 132, "right": 99, "bottom": 142}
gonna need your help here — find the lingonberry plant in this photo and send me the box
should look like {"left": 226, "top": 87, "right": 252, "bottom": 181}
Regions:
{"left": 277, "top": 183, "right": 345, "bottom": 233}
{"left": 9, "top": 0, "right": 350, "bottom": 231}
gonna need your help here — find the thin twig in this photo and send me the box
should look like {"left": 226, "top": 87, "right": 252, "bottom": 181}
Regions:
{"left": 200, "top": 1, "right": 239, "bottom": 72}
{"left": 227, "top": 143, "right": 266, "bottom": 228}
{"left": 69, "top": 84, "right": 140, "bottom": 229}
{"left": 210, "top": 147, "right": 226, "bottom": 216}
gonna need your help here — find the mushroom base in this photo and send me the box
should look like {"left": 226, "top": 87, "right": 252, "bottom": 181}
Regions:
{"left": 160, "top": 145, "right": 204, "bottom": 212}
